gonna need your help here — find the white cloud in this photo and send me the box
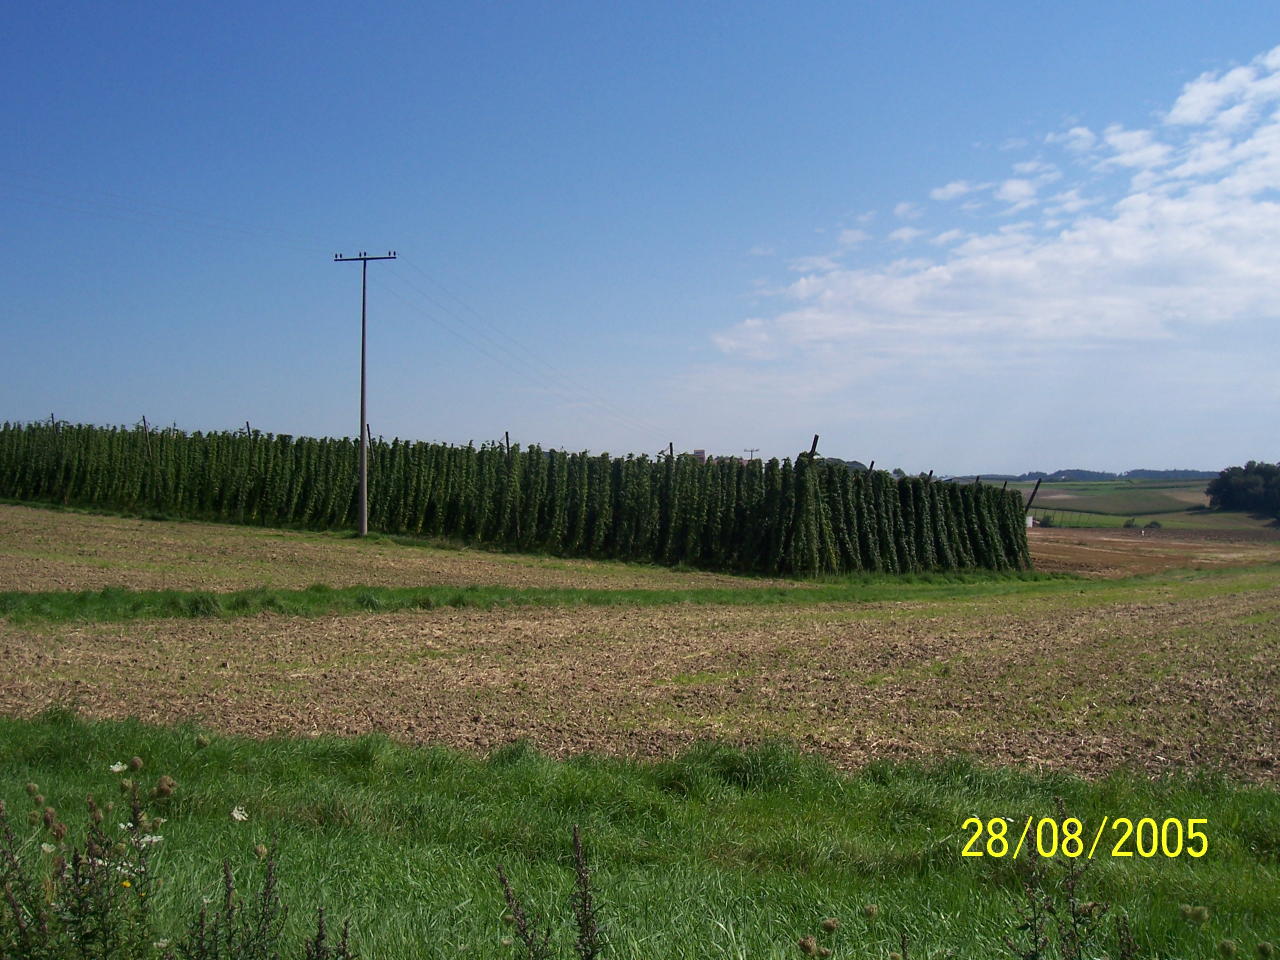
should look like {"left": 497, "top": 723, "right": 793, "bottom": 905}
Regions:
{"left": 1046, "top": 126, "right": 1097, "bottom": 153}
{"left": 838, "top": 228, "right": 869, "bottom": 247}
{"left": 713, "top": 43, "right": 1280, "bottom": 373}
{"left": 995, "top": 178, "right": 1038, "bottom": 207}
{"left": 930, "top": 180, "right": 978, "bottom": 201}
{"left": 893, "top": 201, "right": 922, "bottom": 219}
{"left": 1012, "top": 160, "right": 1058, "bottom": 178}
{"left": 787, "top": 253, "right": 840, "bottom": 273}
{"left": 1166, "top": 63, "right": 1275, "bottom": 127}
{"left": 1044, "top": 188, "right": 1094, "bottom": 215}
{"left": 1099, "top": 125, "right": 1173, "bottom": 170}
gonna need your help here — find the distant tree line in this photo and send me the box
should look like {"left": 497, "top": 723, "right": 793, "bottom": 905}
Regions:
{"left": 964, "top": 468, "right": 1220, "bottom": 483}
{"left": 1206, "top": 461, "right": 1280, "bottom": 517}
{"left": 0, "top": 421, "right": 1031, "bottom": 576}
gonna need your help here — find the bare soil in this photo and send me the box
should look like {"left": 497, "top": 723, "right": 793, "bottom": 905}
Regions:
{"left": 1028, "top": 527, "right": 1280, "bottom": 577}
{"left": 3, "top": 580, "right": 1276, "bottom": 782}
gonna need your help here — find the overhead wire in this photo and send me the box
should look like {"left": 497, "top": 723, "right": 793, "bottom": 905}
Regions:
{"left": 398, "top": 258, "right": 670, "bottom": 440}
{"left": 1, "top": 171, "right": 678, "bottom": 448}
{"left": 374, "top": 278, "right": 642, "bottom": 439}
{"left": 382, "top": 263, "right": 670, "bottom": 442}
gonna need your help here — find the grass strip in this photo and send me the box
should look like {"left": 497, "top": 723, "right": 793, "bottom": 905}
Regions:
{"left": 0, "top": 572, "right": 1093, "bottom": 624}
{"left": 7, "top": 561, "right": 1280, "bottom": 625}
{"left": 2, "top": 712, "right": 1276, "bottom": 958}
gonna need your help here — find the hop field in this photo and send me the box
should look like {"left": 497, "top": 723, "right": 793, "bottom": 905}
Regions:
{"left": 0, "top": 421, "right": 1030, "bottom": 576}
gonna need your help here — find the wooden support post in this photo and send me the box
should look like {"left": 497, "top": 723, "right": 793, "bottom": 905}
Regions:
{"left": 1024, "top": 478, "right": 1043, "bottom": 513}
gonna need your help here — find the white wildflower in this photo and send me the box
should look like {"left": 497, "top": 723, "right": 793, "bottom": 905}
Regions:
{"left": 154, "top": 941, "right": 170, "bottom": 950}
{"left": 110, "top": 762, "right": 127, "bottom": 773}
{"left": 40, "top": 842, "right": 56, "bottom": 854}
{"left": 231, "top": 806, "right": 249, "bottom": 822}
{"left": 138, "top": 834, "right": 163, "bottom": 846}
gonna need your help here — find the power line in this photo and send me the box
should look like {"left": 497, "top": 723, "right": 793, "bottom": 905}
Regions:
{"left": 377, "top": 268, "right": 668, "bottom": 443}
{"left": 2, "top": 172, "right": 678, "bottom": 450}
{"left": 395, "top": 260, "right": 669, "bottom": 439}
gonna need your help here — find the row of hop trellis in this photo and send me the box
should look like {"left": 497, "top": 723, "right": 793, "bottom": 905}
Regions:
{"left": 0, "top": 422, "right": 1030, "bottom": 575}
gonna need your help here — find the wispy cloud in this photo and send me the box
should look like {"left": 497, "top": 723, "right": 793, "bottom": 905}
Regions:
{"left": 714, "top": 43, "right": 1280, "bottom": 374}
{"left": 930, "top": 180, "right": 980, "bottom": 201}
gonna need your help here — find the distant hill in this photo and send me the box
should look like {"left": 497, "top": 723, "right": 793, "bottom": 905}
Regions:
{"left": 820, "top": 462, "right": 1218, "bottom": 483}
{"left": 976, "top": 469, "right": 1220, "bottom": 482}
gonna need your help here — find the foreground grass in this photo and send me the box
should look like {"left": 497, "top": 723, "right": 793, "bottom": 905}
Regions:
{"left": 2, "top": 713, "right": 1277, "bottom": 958}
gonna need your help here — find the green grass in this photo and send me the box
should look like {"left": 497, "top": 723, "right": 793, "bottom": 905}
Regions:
{"left": 1030, "top": 507, "right": 1279, "bottom": 531}
{"left": 1012, "top": 480, "right": 1209, "bottom": 519}
{"left": 1011, "top": 479, "right": 1280, "bottom": 531}
{"left": 2, "top": 712, "right": 1276, "bottom": 958}
{"left": 0, "top": 572, "right": 1086, "bottom": 626}
{"left": 8, "top": 560, "right": 1280, "bottom": 626}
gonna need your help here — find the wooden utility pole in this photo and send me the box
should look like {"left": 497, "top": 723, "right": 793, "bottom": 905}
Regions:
{"left": 334, "top": 250, "right": 397, "bottom": 537}
{"left": 744, "top": 447, "right": 759, "bottom": 460}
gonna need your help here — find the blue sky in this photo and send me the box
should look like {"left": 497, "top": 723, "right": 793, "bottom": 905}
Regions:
{"left": 3, "top": 2, "right": 1279, "bottom": 473}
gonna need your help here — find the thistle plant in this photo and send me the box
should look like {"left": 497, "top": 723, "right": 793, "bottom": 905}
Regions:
{"left": 1, "top": 764, "right": 357, "bottom": 960}
{"left": 496, "top": 824, "right": 606, "bottom": 960}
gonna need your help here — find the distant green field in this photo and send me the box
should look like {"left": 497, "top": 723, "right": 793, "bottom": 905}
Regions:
{"left": 1010, "top": 479, "right": 1209, "bottom": 517}
{"left": 1007, "top": 479, "right": 1278, "bottom": 530}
